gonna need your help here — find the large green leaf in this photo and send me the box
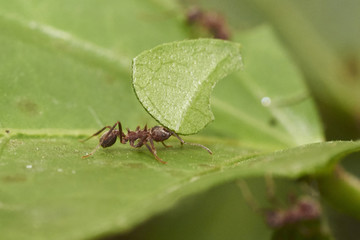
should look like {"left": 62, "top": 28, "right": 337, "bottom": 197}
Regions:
{"left": 1, "top": 134, "right": 360, "bottom": 240}
{"left": 0, "top": 1, "right": 355, "bottom": 240}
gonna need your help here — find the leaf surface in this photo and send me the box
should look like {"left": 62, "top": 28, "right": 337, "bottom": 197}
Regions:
{"left": 0, "top": 1, "right": 351, "bottom": 240}
{"left": 1, "top": 134, "right": 360, "bottom": 240}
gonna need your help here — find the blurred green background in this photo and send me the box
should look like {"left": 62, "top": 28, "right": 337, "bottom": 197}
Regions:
{"left": 124, "top": 0, "right": 360, "bottom": 239}
{"left": 1, "top": 0, "right": 360, "bottom": 239}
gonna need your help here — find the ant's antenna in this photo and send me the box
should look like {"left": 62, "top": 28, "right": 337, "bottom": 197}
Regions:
{"left": 79, "top": 126, "right": 111, "bottom": 143}
{"left": 170, "top": 131, "right": 212, "bottom": 154}
{"left": 184, "top": 142, "right": 213, "bottom": 154}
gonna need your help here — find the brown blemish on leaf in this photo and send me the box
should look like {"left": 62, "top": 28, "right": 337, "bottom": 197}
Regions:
{"left": 345, "top": 55, "right": 359, "bottom": 79}
{"left": 17, "top": 98, "right": 40, "bottom": 116}
{"left": 2, "top": 175, "right": 27, "bottom": 183}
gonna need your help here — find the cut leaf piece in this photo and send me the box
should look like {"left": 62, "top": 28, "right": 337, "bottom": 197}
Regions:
{"left": 132, "top": 39, "right": 243, "bottom": 134}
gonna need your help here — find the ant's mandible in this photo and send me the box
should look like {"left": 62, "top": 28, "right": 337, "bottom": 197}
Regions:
{"left": 81, "top": 121, "right": 212, "bottom": 164}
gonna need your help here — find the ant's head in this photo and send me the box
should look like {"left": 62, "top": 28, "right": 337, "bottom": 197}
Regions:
{"left": 151, "top": 126, "right": 172, "bottom": 142}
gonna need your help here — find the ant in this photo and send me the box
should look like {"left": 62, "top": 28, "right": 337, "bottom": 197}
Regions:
{"left": 237, "top": 178, "right": 326, "bottom": 239}
{"left": 81, "top": 121, "right": 212, "bottom": 164}
{"left": 186, "top": 7, "right": 231, "bottom": 40}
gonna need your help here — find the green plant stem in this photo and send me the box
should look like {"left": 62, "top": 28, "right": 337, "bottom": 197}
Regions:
{"left": 317, "top": 165, "right": 360, "bottom": 220}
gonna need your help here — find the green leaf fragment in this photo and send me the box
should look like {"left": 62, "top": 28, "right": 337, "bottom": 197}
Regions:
{"left": 132, "top": 39, "right": 243, "bottom": 134}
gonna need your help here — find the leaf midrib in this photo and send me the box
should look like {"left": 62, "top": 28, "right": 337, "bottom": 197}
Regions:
{"left": 0, "top": 11, "right": 131, "bottom": 74}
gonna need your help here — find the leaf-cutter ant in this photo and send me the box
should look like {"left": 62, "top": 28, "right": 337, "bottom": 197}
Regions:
{"left": 81, "top": 121, "right": 212, "bottom": 164}
{"left": 186, "top": 7, "right": 231, "bottom": 40}
{"left": 237, "top": 179, "right": 325, "bottom": 239}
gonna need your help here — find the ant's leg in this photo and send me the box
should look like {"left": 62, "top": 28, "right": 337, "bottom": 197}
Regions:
{"left": 145, "top": 140, "right": 167, "bottom": 164}
{"left": 80, "top": 126, "right": 111, "bottom": 142}
{"left": 82, "top": 144, "right": 101, "bottom": 158}
{"left": 100, "top": 122, "right": 118, "bottom": 141}
{"left": 81, "top": 122, "right": 118, "bottom": 158}
{"left": 116, "top": 121, "right": 126, "bottom": 143}
{"left": 129, "top": 136, "right": 147, "bottom": 148}
{"left": 169, "top": 130, "right": 212, "bottom": 154}
{"left": 161, "top": 141, "right": 172, "bottom": 148}
{"left": 133, "top": 136, "right": 146, "bottom": 148}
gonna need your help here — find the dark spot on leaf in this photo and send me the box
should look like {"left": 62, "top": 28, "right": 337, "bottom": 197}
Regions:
{"left": 269, "top": 118, "right": 277, "bottom": 126}
{"left": 5, "top": 130, "right": 10, "bottom": 134}
{"left": 17, "top": 98, "right": 40, "bottom": 116}
{"left": 345, "top": 55, "right": 359, "bottom": 78}
{"left": 2, "top": 175, "right": 27, "bottom": 183}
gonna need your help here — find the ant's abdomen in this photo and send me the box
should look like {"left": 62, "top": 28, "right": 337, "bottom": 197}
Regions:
{"left": 100, "top": 131, "right": 117, "bottom": 148}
